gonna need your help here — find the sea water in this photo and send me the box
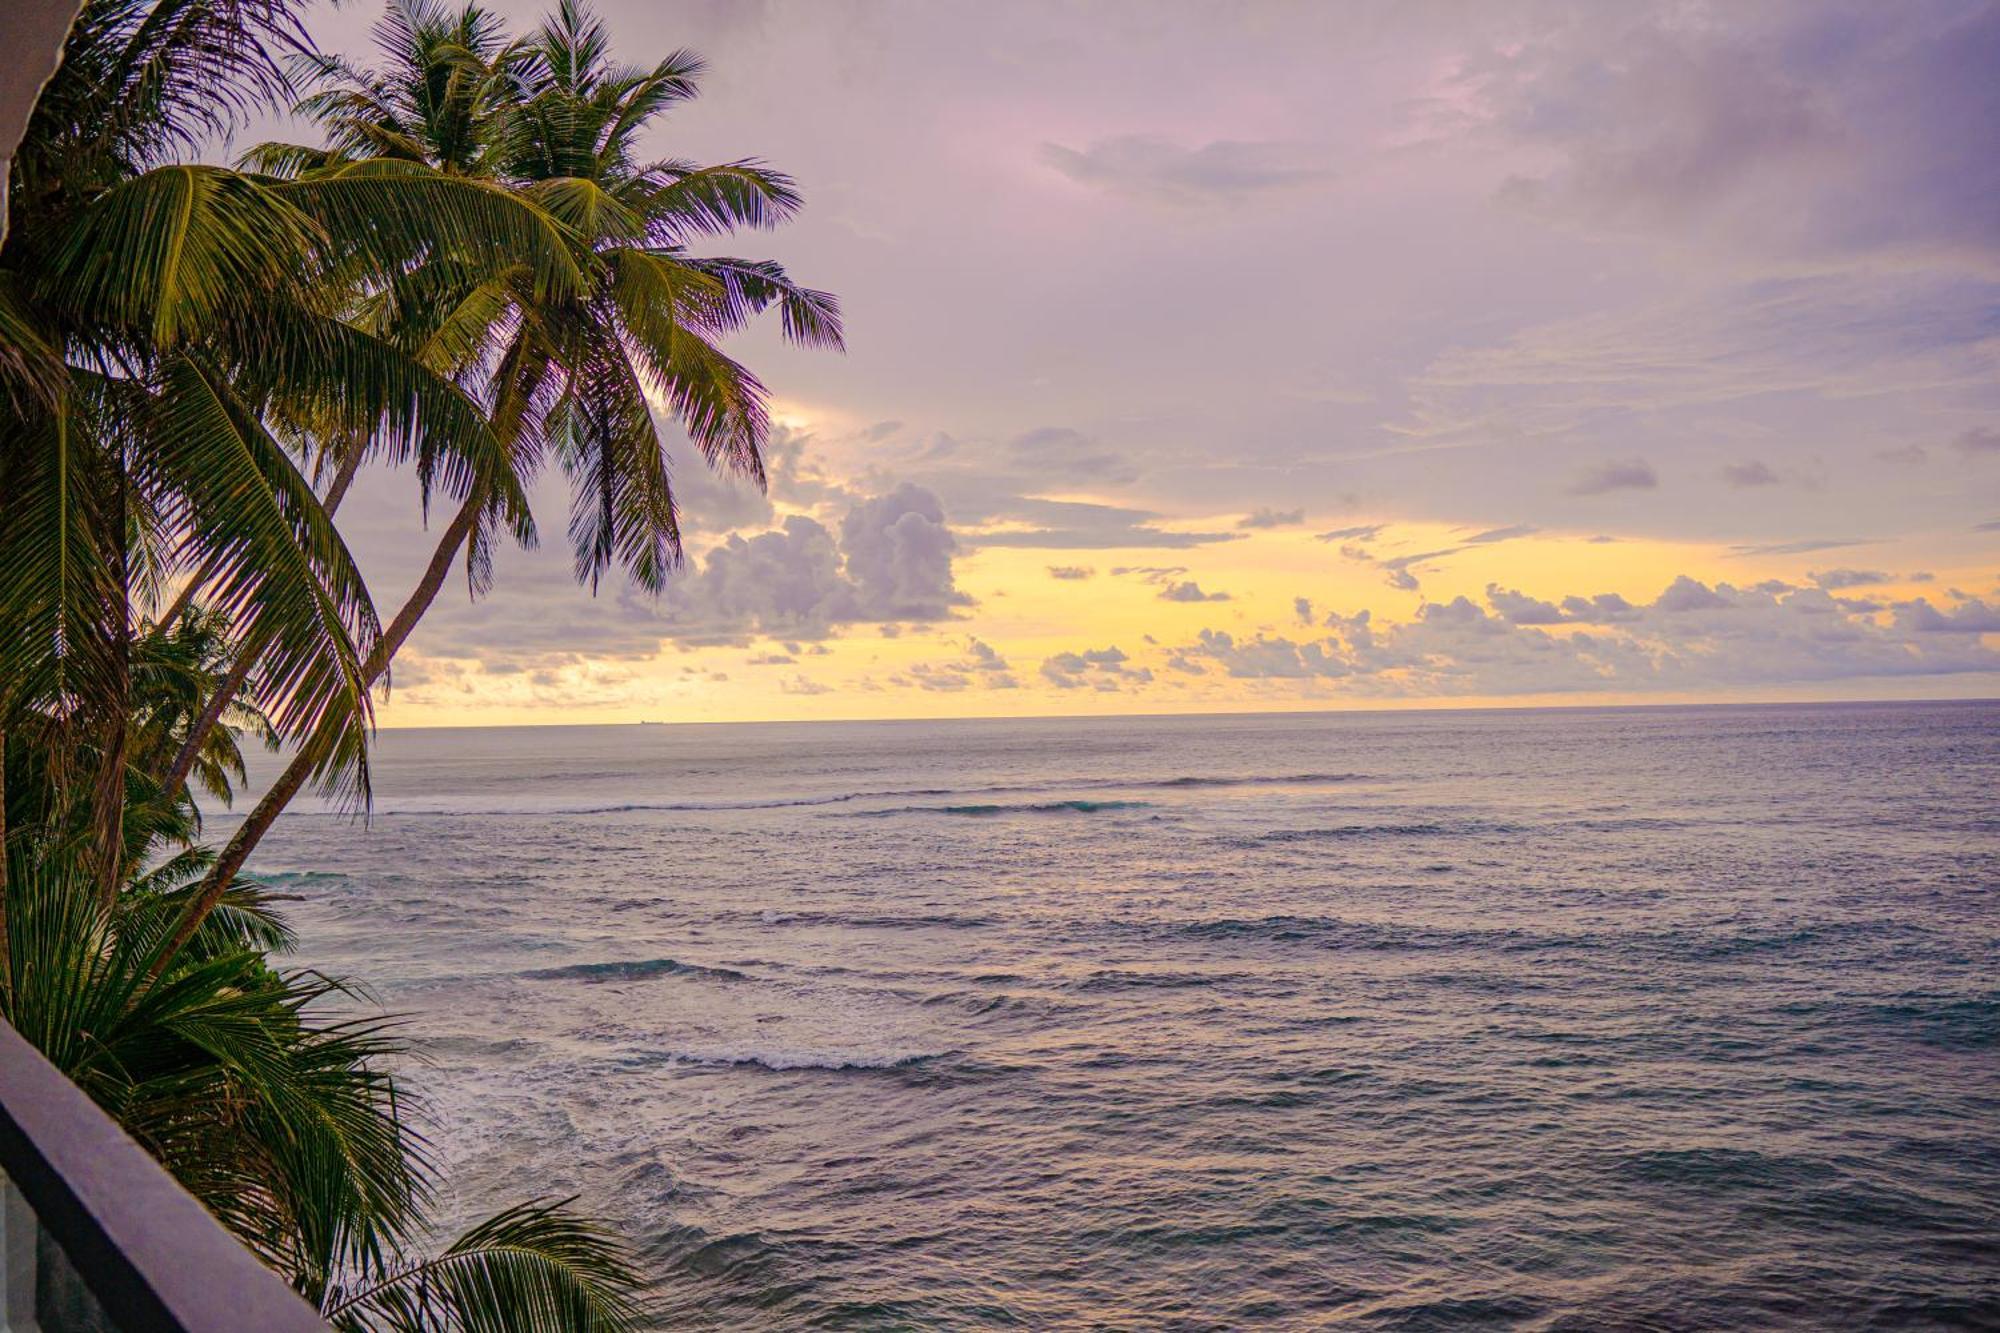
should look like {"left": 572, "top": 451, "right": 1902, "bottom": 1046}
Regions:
{"left": 233, "top": 701, "right": 1999, "bottom": 1328}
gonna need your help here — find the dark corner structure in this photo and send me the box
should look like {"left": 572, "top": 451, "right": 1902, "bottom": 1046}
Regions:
{"left": 0, "top": 1020, "right": 328, "bottom": 1332}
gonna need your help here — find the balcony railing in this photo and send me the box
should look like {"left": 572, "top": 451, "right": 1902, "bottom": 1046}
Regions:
{"left": 0, "top": 1019, "right": 328, "bottom": 1332}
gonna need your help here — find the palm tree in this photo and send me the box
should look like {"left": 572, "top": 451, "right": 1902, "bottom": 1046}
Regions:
{"left": 0, "top": 0, "right": 585, "bottom": 913}
{"left": 172, "top": 0, "right": 842, "bottom": 948}
{"left": 1, "top": 2, "right": 674, "bottom": 1325}
{"left": 5, "top": 607, "right": 651, "bottom": 1329}
{"left": 4, "top": 842, "right": 650, "bottom": 1330}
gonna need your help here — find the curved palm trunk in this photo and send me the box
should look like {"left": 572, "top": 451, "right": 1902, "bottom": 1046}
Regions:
{"left": 159, "top": 446, "right": 368, "bottom": 795}
{"left": 92, "top": 457, "right": 131, "bottom": 907}
{"left": 161, "top": 490, "right": 484, "bottom": 961}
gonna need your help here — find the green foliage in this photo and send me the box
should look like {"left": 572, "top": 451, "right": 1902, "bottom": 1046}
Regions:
{"left": 1, "top": 1, "right": 850, "bottom": 1324}
{"left": 2, "top": 842, "right": 650, "bottom": 1331}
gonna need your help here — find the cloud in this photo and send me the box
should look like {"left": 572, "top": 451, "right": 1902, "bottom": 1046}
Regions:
{"left": 1653, "top": 574, "right": 1732, "bottom": 612}
{"left": 1953, "top": 427, "right": 2000, "bottom": 456}
{"left": 1566, "top": 458, "right": 1658, "bottom": 496}
{"left": 1722, "top": 460, "right": 1782, "bottom": 488}
{"left": 650, "top": 484, "right": 968, "bottom": 646}
{"left": 1467, "top": 2, "right": 2000, "bottom": 269}
{"left": 1406, "top": 273, "right": 2000, "bottom": 460}
{"left": 1346, "top": 545, "right": 1464, "bottom": 594}
{"left": 1238, "top": 507, "right": 1306, "bottom": 529}
{"left": 1047, "top": 565, "right": 1095, "bottom": 580}
{"left": 901, "top": 638, "right": 1021, "bottom": 692}
{"left": 1039, "top": 645, "right": 1154, "bottom": 691}
{"left": 1039, "top": 136, "right": 1336, "bottom": 206}
{"left": 1294, "top": 596, "right": 1315, "bottom": 625}
{"left": 1463, "top": 523, "right": 1537, "bottom": 544}
{"left": 1728, "top": 537, "right": 1870, "bottom": 557}
{"left": 1004, "top": 426, "right": 1139, "bottom": 485}
{"left": 838, "top": 484, "right": 965, "bottom": 620}
{"left": 964, "top": 498, "right": 1241, "bottom": 550}
{"left": 1159, "top": 580, "right": 1230, "bottom": 603}
{"left": 1559, "top": 592, "right": 1641, "bottom": 624}
{"left": 1809, "top": 569, "right": 1891, "bottom": 590}
{"left": 1486, "top": 583, "right": 1566, "bottom": 625}
{"left": 1178, "top": 576, "right": 2000, "bottom": 695}
{"left": 1316, "top": 524, "right": 1384, "bottom": 543}
{"left": 1894, "top": 598, "right": 2000, "bottom": 633}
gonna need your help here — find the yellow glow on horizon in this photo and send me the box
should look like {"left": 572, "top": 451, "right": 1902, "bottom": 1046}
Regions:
{"left": 373, "top": 520, "right": 1999, "bottom": 728}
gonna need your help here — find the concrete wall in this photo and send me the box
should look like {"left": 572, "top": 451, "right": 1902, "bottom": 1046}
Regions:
{"left": 0, "top": 0, "right": 85, "bottom": 243}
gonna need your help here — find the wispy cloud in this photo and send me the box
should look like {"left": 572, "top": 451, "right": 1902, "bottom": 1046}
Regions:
{"left": 1567, "top": 459, "right": 1658, "bottom": 496}
{"left": 1039, "top": 136, "right": 1336, "bottom": 206}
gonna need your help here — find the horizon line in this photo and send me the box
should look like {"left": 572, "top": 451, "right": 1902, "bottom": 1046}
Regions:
{"left": 364, "top": 693, "right": 2000, "bottom": 733}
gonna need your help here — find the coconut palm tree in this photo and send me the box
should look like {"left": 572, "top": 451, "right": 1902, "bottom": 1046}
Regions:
{"left": 0, "top": 0, "right": 586, "bottom": 913}
{"left": 5, "top": 606, "right": 651, "bottom": 1329}
{"left": 4, "top": 842, "right": 650, "bottom": 1330}
{"left": 1, "top": 1, "right": 664, "bottom": 1326}
{"left": 170, "top": 0, "right": 842, "bottom": 948}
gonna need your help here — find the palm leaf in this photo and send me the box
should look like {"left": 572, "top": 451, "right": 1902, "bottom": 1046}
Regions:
{"left": 39, "top": 164, "right": 320, "bottom": 349}
{"left": 323, "top": 1198, "right": 649, "bottom": 1333}
{"left": 144, "top": 355, "right": 377, "bottom": 801}
{"left": 276, "top": 161, "right": 586, "bottom": 303}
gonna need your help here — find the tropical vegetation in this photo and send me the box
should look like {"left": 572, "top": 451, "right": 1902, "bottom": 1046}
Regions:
{"left": 0, "top": 0, "right": 840, "bottom": 1326}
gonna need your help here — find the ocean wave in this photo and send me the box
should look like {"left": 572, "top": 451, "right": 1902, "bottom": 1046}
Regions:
{"left": 851, "top": 799, "right": 1153, "bottom": 818}
{"left": 1233, "top": 819, "right": 1522, "bottom": 845}
{"left": 275, "top": 771, "right": 1369, "bottom": 818}
{"left": 641, "top": 1045, "right": 950, "bottom": 1072}
{"left": 521, "top": 957, "right": 748, "bottom": 984}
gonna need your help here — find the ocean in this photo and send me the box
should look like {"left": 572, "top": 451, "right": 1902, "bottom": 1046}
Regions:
{"left": 232, "top": 701, "right": 2000, "bottom": 1329}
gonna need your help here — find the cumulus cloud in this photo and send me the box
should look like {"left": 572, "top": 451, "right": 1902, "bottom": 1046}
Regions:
{"left": 838, "top": 484, "right": 964, "bottom": 620}
{"left": 1047, "top": 565, "right": 1095, "bottom": 580}
{"left": 1179, "top": 576, "right": 2000, "bottom": 695}
{"left": 1040, "top": 645, "right": 1154, "bottom": 691}
{"left": 645, "top": 484, "right": 968, "bottom": 647}
{"left": 1567, "top": 458, "right": 1658, "bottom": 496}
{"left": 899, "top": 638, "right": 1021, "bottom": 692}
{"left": 1238, "top": 507, "right": 1306, "bottom": 529}
{"left": 1039, "top": 136, "right": 1336, "bottom": 206}
{"left": 1653, "top": 574, "right": 1733, "bottom": 612}
{"left": 1485, "top": 583, "right": 1565, "bottom": 625}
{"left": 1810, "top": 569, "right": 1891, "bottom": 590}
{"left": 1560, "top": 592, "right": 1641, "bottom": 624}
{"left": 1159, "top": 580, "right": 1230, "bottom": 603}
{"left": 1895, "top": 598, "right": 2000, "bottom": 633}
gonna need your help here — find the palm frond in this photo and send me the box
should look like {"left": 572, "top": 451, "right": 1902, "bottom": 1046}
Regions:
{"left": 323, "top": 1198, "right": 649, "bottom": 1333}
{"left": 40, "top": 165, "right": 319, "bottom": 349}
{"left": 144, "top": 355, "right": 376, "bottom": 799}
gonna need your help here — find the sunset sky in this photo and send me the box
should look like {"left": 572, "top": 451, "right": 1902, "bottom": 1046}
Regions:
{"left": 292, "top": 0, "right": 1999, "bottom": 725}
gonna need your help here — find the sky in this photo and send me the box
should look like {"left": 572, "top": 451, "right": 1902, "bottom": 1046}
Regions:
{"left": 285, "top": 0, "right": 1999, "bottom": 725}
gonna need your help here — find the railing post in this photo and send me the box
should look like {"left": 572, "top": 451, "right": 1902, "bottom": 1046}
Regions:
{"left": 1, "top": 1175, "right": 40, "bottom": 1333}
{"left": 0, "top": 1022, "right": 330, "bottom": 1332}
